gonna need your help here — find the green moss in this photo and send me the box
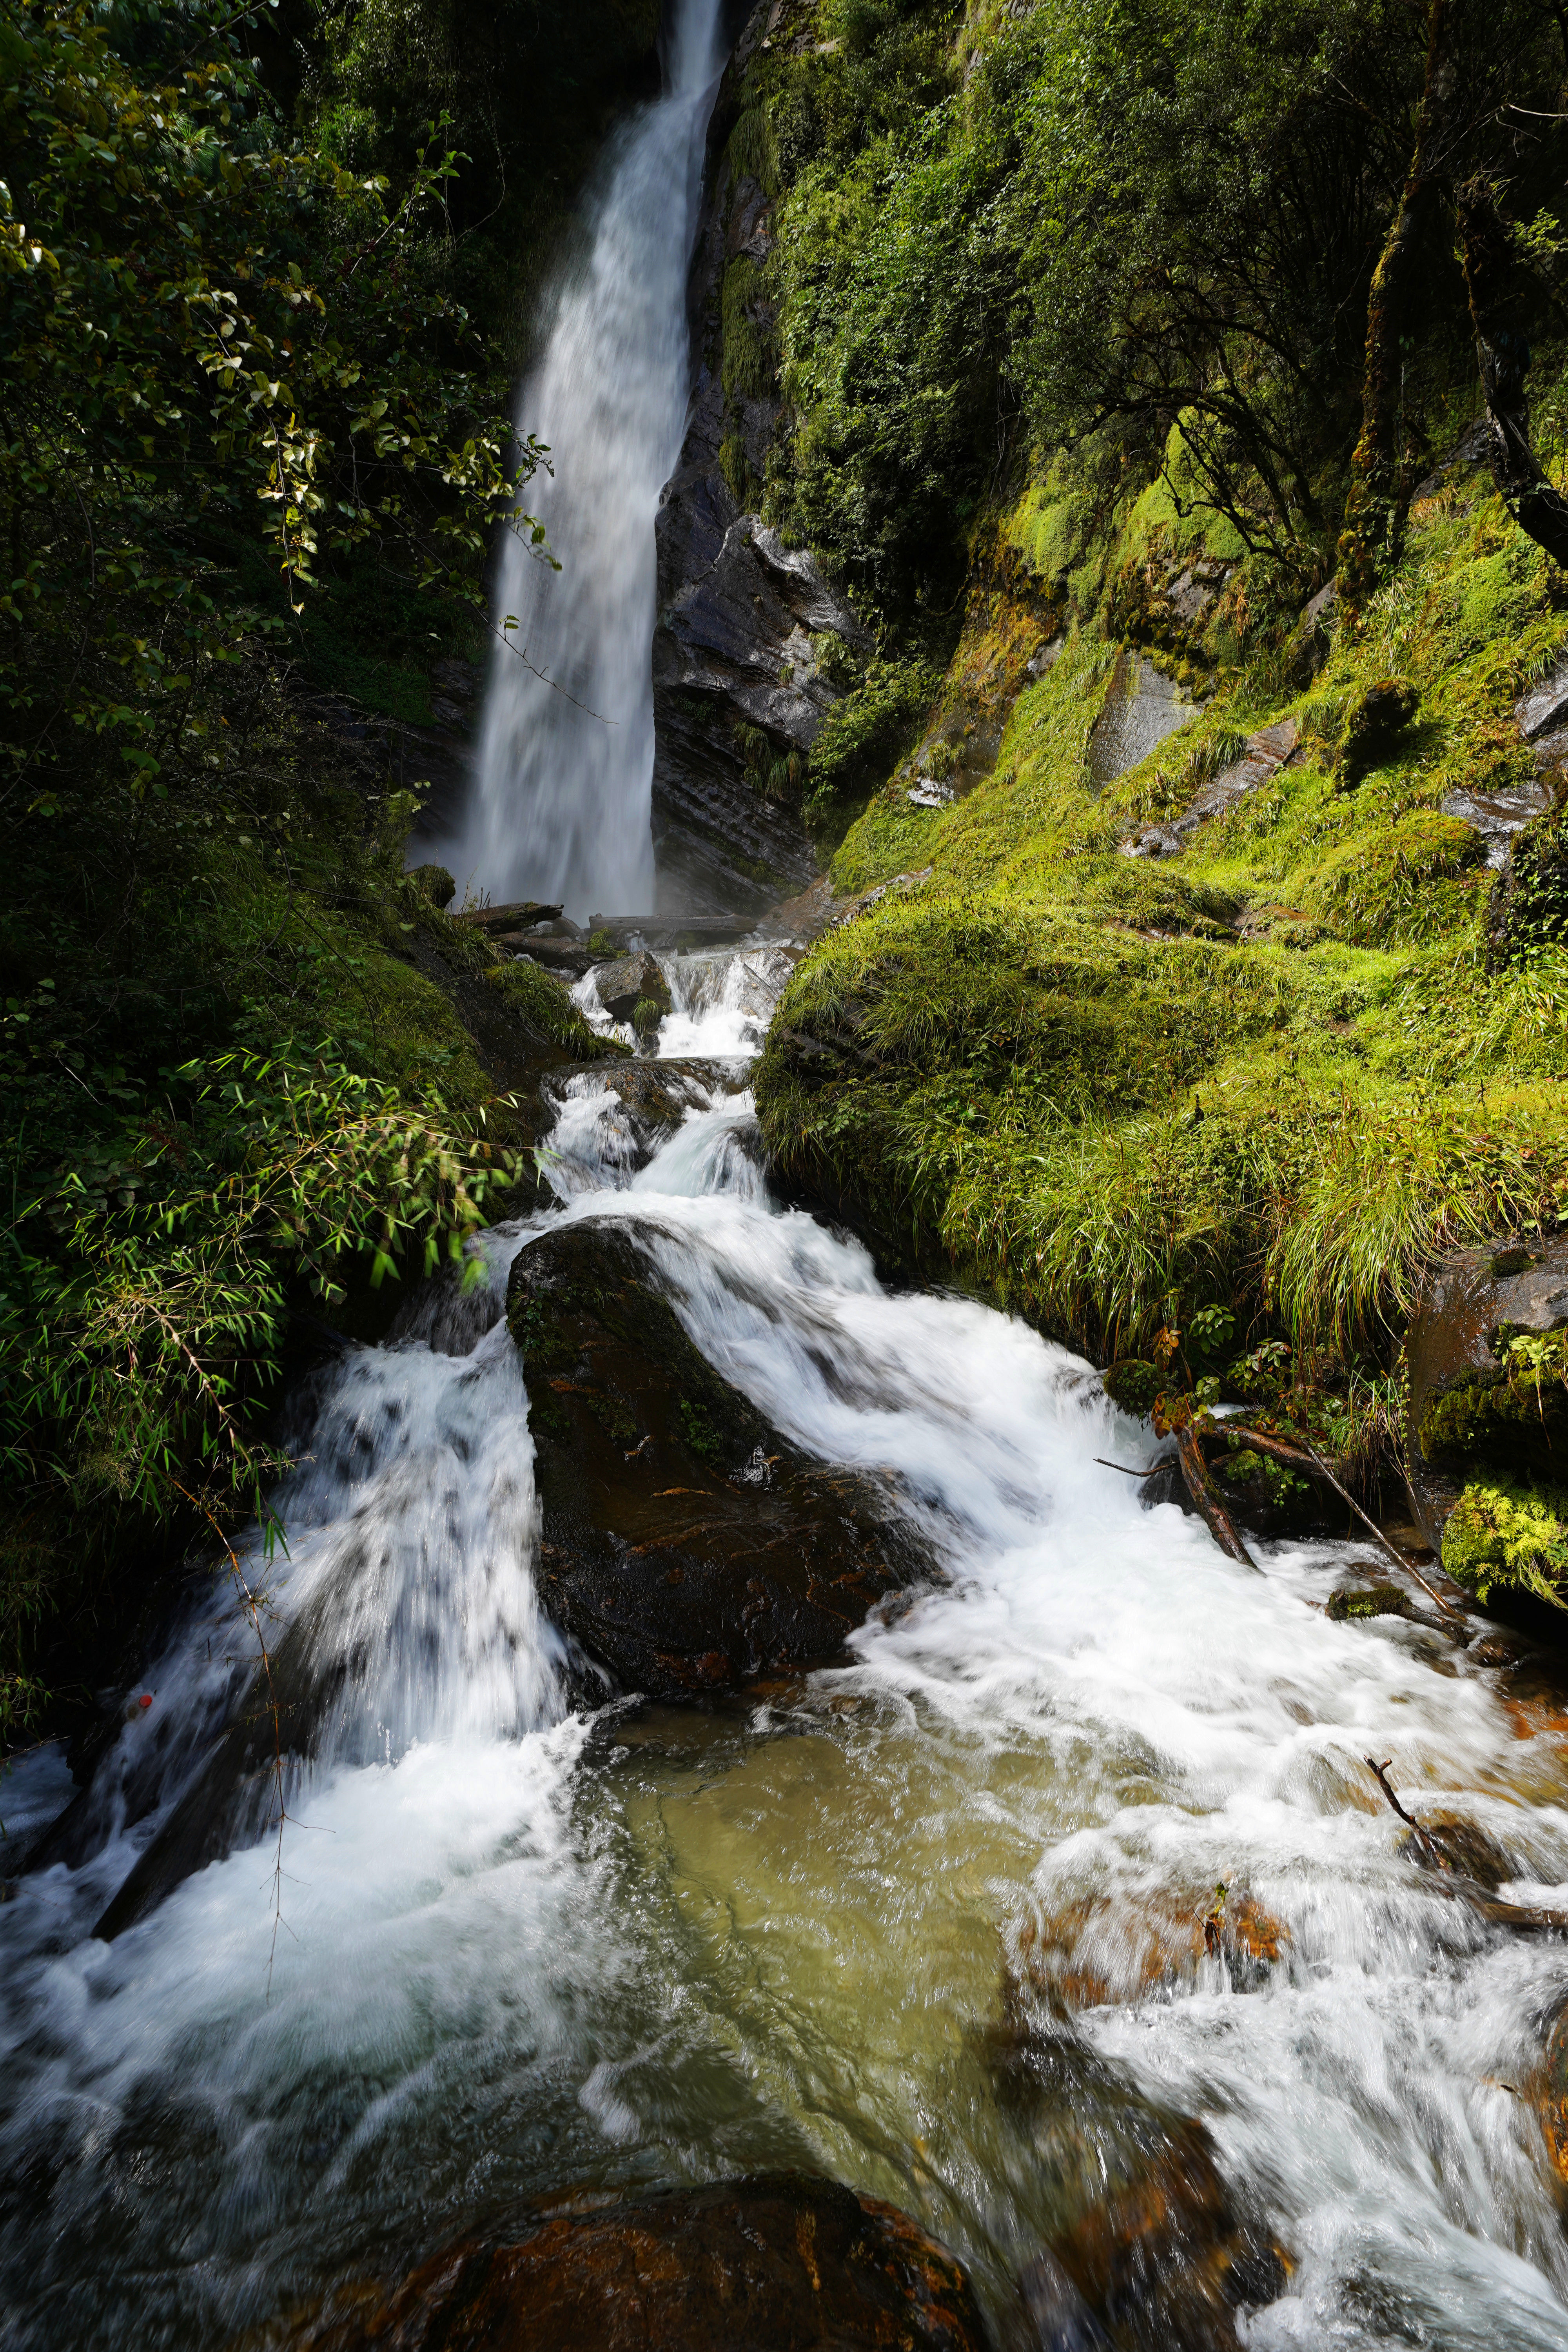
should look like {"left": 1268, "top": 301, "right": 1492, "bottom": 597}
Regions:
{"left": 830, "top": 795, "right": 945, "bottom": 893}
{"left": 1326, "top": 1583, "right": 1414, "bottom": 1621}
{"left": 1335, "top": 676, "right": 1419, "bottom": 788}
{"left": 1420, "top": 1327, "right": 1568, "bottom": 1472}
{"left": 1103, "top": 1360, "right": 1159, "bottom": 1414}
{"left": 720, "top": 432, "right": 751, "bottom": 506}
{"left": 726, "top": 102, "right": 779, "bottom": 197}
{"left": 722, "top": 256, "right": 771, "bottom": 402}
{"left": 1442, "top": 1474, "right": 1568, "bottom": 1606}
{"left": 484, "top": 959, "right": 629, "bottom": 1062}
{"left": 1300, "top": 811, "right": 1487, "bottom": 946}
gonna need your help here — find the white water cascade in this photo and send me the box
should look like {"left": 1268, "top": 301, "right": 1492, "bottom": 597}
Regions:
{"left": 425, "top": 0, "right": 725, "bottom": 918}
{"left": 8, "top": 957, "right": 1568, "bottom": 2350}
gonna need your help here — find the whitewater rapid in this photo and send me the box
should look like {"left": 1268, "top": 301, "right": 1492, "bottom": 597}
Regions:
{"left": 5, "top": 940, "right": 1568, "bottom": 2349}
{"left": 425, "top": 0, "right": 725, "bottom": 917}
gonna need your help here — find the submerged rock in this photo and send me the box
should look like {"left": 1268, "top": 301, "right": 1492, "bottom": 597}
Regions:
{"left": 1014, "top": 1883, "right": 1288, "bottom": 2010}
{"left": 1405, "top": 1234, "right": 1568, "bottom": 1609}
{"left": 545, "top": 1056, "right": 746, "bottom": 1152}
{"left": 983, "top": 2019, "right": 1287, "bottom": 2349}
{"left": 1326, "top": 1582, "right": 1417, "bottom": 1624}
{"left": 1535, "top": 2002, "right": 1568, "bottom": 2198}
{"left": 90, "top": 1548, "right": 368, "bottom": 1941}
{"left": 507, "top": 1220, "right": 926, "bottom": 1696}
{"left": 276, "top": 2173, "right": 991, "bottom": 2352}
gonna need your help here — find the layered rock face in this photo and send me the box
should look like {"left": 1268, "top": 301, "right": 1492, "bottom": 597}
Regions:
{"left": 650, "top": 6, "right": 869, "bottom": 912}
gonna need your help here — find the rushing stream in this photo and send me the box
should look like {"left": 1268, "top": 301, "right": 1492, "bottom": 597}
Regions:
{"left": 6, "top": 958, "right": 1568, "bottom": 2349}
{"left": 9, "top": 0, "right": 1568, "bottom": 2341}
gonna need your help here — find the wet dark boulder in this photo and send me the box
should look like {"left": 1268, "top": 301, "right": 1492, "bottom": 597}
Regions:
{"left": 405, "top": 862, "right": 456, "bottom": 908}
{"left": 506, "top": 1219, "right": 926, "bottom": 1696}
{"left": 89, "top": 1550, "right": 367, "bottom": 1942}
{"left": 594, "top": 947, "right": 673, "bottom": 1025}
{"left": 539, "top": 1056, "right": 750, "bottom": 1179}
{"left": 1405, "top": 1234, "right": 1568, "bottom": 1612}
{"left": 277, "top": 2173, "right": 992, "bottom": 2352}
{"left": 983, "top": 2020, "right": 1286, "bottom": 2350}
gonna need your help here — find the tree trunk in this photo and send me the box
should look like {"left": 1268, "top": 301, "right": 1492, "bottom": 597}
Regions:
{"left": 1458, "top": 176, "right": 1568, "bottom": 568}
{"left": 1336, "top": 0, "right": 1450, "bottom": 610}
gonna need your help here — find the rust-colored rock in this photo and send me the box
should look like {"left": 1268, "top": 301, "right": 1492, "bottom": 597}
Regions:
{"left": 508, "top": 1220, "right": 928, "bottom": 1697}
{"left": 985, "top": 2020, "right": 1287, "bottom": 2349}
{"left": 276, "top": 2174, "right": 991, "bottom": 2352}
{"left": 1537, "top": 2004, "right": 1568, "bottom": 2192}
{"left": 1016, "top": 1885, "right": 1288, "bottom": 2012}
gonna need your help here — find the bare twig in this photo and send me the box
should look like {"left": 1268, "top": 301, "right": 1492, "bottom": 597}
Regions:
{"left": 1365, "top": 1755, "right": 1449, "bottom": 1867}
{"left": 1365, "top": 1754, "right": 1568, "bottom": 1933}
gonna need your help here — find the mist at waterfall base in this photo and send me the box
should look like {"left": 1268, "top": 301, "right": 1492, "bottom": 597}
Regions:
{"left": 3, "top": 947, "right": 1568, "bottom": 2350}
{"left": 421, "top": 0, "right": 724, "bottom": 919}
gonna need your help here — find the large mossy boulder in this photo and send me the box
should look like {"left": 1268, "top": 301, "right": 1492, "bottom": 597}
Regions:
{"left": 1405, "top": 1234, "right": 1568, "bottom": 1610}
{"left": 279, "top": 2174, "right": 992, "bottom": 2352}
{"left": 506, "top": 1220, "right": 926, "bottom": 1696}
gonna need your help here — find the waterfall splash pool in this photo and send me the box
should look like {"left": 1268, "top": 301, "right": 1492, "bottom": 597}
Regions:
{"left": 5, "top": 950, "right": 1568, "bottom": 2350}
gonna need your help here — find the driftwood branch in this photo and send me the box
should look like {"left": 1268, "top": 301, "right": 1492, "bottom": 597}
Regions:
{"left": 1365, "top": 1756, "right": 1568, "bottom": 1935}
{"left": 1175, "top": 1424, "right": 1258, "bottom": 1569}
{"left": 1212, "top": 1423, "right": 1467, "bottom": 1626}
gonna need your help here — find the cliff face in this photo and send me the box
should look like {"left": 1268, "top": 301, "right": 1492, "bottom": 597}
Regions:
{"left": 650, "top": 2, "right": 868, "bottom": 913}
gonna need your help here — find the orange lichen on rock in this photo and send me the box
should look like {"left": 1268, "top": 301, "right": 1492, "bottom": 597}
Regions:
{"left": 1016, "top": 1884, "right": 1289, "bottom": 2010}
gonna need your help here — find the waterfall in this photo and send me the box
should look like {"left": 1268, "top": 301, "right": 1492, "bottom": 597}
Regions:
{"left": 426, "top": 0, "right": 726, "bottom": 920}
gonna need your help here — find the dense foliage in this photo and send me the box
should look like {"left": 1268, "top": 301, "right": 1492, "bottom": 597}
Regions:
{"left": 0, "top": 0, "right": 580, "bottom": 1740}
{"left": 762, "top": 0, "right": 1568, "bottom": 627}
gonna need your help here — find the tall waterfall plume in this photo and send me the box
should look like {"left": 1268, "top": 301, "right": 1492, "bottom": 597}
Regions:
{"left": 429, "top": 0, "right": 725, "bottom": 918}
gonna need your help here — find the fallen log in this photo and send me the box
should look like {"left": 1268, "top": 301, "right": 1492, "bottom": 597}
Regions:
{"left": 456, "top": 900, "right": 564, "bottom": 936}
{"left": 1175, "top": 1425, "right": 1258, "bottom": 1570}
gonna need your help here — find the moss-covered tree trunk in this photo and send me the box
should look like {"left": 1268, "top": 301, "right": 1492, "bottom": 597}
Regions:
{"left": 1336, "top": 0, "right": 1451, "bottom": 611}
{"left": 1458, "top": 175, "right": 1568, "bottom": 567}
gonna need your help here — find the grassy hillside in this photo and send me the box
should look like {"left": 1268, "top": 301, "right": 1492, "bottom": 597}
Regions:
{"left": 737, "top": 0, "right": 1568, "bottom": 1589}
